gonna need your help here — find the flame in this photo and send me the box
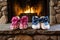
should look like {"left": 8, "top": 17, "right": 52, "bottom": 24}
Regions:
{"left": 14, "top": 3, "right": 43, "bottom": 16}
{"left": 24, "top": 6, "right": 35, "bottom": 13}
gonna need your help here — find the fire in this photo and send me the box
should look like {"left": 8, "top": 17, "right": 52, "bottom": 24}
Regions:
{"left": 14, "top": 3, "right": 43, "bottom": 16}
{"left": 24, "top": 6, "right": 35, "bottom": 13}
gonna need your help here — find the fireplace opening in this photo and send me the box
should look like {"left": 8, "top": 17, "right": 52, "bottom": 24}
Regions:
{"left": 7, "top": 0, "right": 49, "bottom": 22}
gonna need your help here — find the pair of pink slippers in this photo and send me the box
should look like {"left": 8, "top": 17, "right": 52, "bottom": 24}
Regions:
{"left": 10, "top": 16, "right": 28, "bottom": 30}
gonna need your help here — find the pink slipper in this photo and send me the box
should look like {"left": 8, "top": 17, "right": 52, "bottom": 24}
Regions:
{"left": 19, "top": 16, "right": 28, "bottom": 29}
{"left": 10, "top": 16, "right": 20, "bottom": 30}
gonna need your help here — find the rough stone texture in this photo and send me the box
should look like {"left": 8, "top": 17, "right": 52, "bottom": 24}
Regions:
{"left": 50, "top": 15, "right": 56, "bottom": 25}
{"left": 0, "top": 0, "right": 3, "bottom": 2}
{"left": 0, "top": 35, "right": 59, "bottom": 40}
{"left": 0, "top": 0, "right": 60, "bottom": 40}
{"left": 58, "top": 36, "right": 60, "bottom": 40}
{"left": 50, "top": 7, "right": 56, "bottom": 16}
{"left": 50, "top": 0, "right": 60, "bottom": 25}
{"left": 0, "top": 0, "right": 8, "bottom": 24}
{"left": 56, "top": 14, "right": 60, "bottom": 24}
{"left": 50, "top": 1, "right": 56, "bottom": 16}
{"left": 0, "top": 2, "right": 7, "bottom": 6}
{"left": 54, "top": 7, "right": 60, "bottom": 14}
{"left": 14, "top": 35, "right": 33, "bottom": 40}
{"left": 0, "top": 36, "right": 7, "bottom": 40}
{"left": 34, "top": 35, "right": 49, "bottom": 40}
{"left": 0, "top": 34, "right": 58, "bottom": 40}
{"left": 8, "top": 38, "right": 14, "bottom": 40}
{"left": 50, "top": 36, "right": 57, "bottom": 40}
{"left": 0, "top": 15, "right": 8, "bottom": 24}
{"left": 1, "top": 6, "right": 7, "bottom": 11}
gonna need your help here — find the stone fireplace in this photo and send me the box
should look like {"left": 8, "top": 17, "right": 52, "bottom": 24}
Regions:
{"left": 7, "top": 0, "right": 49, "bottom": 22}
{"left": 0, "top": 0, "right": 60, "bottom": 40}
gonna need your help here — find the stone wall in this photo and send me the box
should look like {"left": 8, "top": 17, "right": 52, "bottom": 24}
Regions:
{"left": 0, "top": 0, "right": 8, "bottom": 24}
{"left": 0, "top": 35, "right": 58, "bottom": 40}
{"left": 0, "top": 35, "right": 59, "bottom": 40}
{"left": 0, "top": 29, "right": 60, "bottom": 40}
{"left": 50, "top": 0, "right": 60, "bottom": 25}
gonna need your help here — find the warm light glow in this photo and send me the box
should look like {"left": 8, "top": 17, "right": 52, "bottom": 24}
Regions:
{"left": 14, "top": 3, "right": 23, "bottom": 16}
{"left": 24, "top": 6, "right": 35, "bottom": 13}
{"left": 14, "top": 3, "right": 43, "bottom": 16}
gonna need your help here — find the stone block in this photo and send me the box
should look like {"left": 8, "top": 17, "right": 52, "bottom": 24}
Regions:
{"left": 50, "top": 36, "right": 57, "bottom": 40}
{"left": 50, "top": 15, "right": 56, "bottom": 25}
{"left": 56, "top": 14, "right": 60, "bottom": 24}
{"left": 0, "top": 36, "right": 7, "bottom": 40}
{"left": 33, "top": 35, "right": 49, "bottom": 40}
{"left": 14, "top": 35, "right": 33, "bottom": 40}
{"left": 0, "top": 2, "right": 7, "bottom": 6}
{"left": 58, "top": 36, "right": 60, "bottom": 40}
{"left": 50, "top": 7, "right": 56, "bottom": 16}
{"left": 1, "top": 6, "right": 7, "bottom": 11}
{"left": 8, "top": 38, "right": 14, "bottom": 40}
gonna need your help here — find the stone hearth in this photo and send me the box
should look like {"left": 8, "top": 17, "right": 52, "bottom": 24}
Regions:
{"left": 0, "top": 23, "right": 60, "bottom": 40}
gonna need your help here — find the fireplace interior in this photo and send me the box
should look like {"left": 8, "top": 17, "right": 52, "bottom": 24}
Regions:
{"left": 7, "top": 0, "right": 49, "bottom": 23}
